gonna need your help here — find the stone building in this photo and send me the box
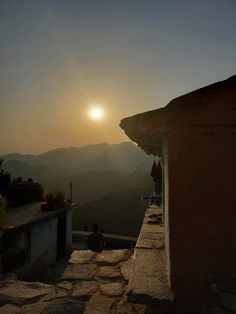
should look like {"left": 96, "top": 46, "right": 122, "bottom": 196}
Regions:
{"left": 120, "top": 75, "right": 236, "bottom": 298}
{"left": 0, "top": 202, "right": 73, "bottom": 279}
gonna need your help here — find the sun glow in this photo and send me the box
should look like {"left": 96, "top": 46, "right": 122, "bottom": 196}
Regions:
{"left": 88, "top": 106, "right": 104, "bottom": 121}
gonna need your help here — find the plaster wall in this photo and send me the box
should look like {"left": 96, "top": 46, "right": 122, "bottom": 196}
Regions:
{"left": 66, "top": 209, "right": 72, "bottom": 255}
{"left": 162, "top": 141, "right": 171, "bottom": 284}
{"left": 168, "top": 126, "right": 236, "bottom": 297}
{"left": 30, "top": 216, "right": 57, "bottom": 267}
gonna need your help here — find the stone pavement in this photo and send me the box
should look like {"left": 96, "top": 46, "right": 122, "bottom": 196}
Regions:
{"left": 0, "top": 249, "right": 150, "bottom": 314}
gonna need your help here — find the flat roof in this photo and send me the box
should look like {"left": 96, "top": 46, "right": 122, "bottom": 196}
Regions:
{"left": 2, "top": 202, "right": 75, "bottom": 235}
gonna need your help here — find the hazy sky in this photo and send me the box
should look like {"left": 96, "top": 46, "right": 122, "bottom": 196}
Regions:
{"left": 1, "top": 0, "right": 235, "bottom": 154}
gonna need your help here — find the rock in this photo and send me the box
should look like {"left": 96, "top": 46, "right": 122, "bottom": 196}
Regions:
{"left": 43, "top": 299, "right": 84, "bottom": 314}
{"left": 84, "top": 293, "right": 115, "bottom": 314}
{"left": 43, "top": 287, "right": 69, "bottom": 302}
{"left": 0, "top": 280, "right": 53, "bottom": 305}
{"left": 120, "top": 257, "right": 133, "bottom": 281}
{"left": 71, "top": 281, "right": 98, "bottom": 298}
{"left": 69, "top": 250, "right": 97, "bottom": 264}
{"left": 60, "top": 264, "right": 97, "bottom": 281}
{"left": 56, "top": 281, "right": 73, "bottom": 291}
{"left": 95, "top": 250, "right": 130, "bottom": 264}
{"left": 0, "top": 304, "right": 21, "bottom": 314}
{"left": 113, "top": 298, "right": 148, "bottom": 314}
{"left": 21, "top": 302, "right": 47, "bottom": 314}
{"left": 100, "top": 282, "right": 124, "bottom": 297}
{"left": 95, "top": 266, "right": 122, "bottom": 283}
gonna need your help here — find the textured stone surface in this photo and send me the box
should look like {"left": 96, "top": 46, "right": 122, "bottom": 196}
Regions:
{"left": 43, "top": 299, "right": 84, "bottom": 314}
{"left": 84, "top": 293, "right": 115, "bottom": 314}
{"left": 100, "top": 282, "right": 124, "bottom": 297}
{"left": 95, "top": 266, "right": 122, "bottom": 283}
{"left": 0, "top": 304, "right": 21, "bottom": 314}
{"left": 120, "top": 257, "right": 133, "bottom": 281}
{"left": 56, "top": 281, "right": 73, "bottom": 291}
{"left": 95, "top": 250, "right": 130, "bottom": 264}
{"left": 69, "top": 250, "right": 97, "bottom": 264}
{"left": 71, "top": 281, "right": 98, "bottom": 298}
{"left": 128, "top": 248, "right": 173, "bottom": 302}
{"left": 136, "top": 233, "right": 164, "bottom": 250}
{"left": 21, "top": 302, "right": 47, "bottom": 314}
{"left": 0, "top": 280, "right": 53, "bottom": 305}
{"left": 60, "top": 264, "right": 97, "bottom": 281}
{"left": 43, "top": 287, "right": 69, "bottom": 301}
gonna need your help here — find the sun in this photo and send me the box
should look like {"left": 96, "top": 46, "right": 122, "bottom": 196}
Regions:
{"left": 88, "top": 106, "right": 104, "bottom": 121}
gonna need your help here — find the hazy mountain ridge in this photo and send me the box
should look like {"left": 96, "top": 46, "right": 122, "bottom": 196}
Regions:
{"left": 1, "top": 142, "right": 152, "bottom": 181}
{"left": 73, "top": 187, "right": 152, "bottom": 237}
{"left": 2, "top": 142, "right": 154, "bottom": 236}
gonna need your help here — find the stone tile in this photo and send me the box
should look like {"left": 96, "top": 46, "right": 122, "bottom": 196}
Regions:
{"left": 95, "top": 250, "right": 130, "bottom": 264}
{"left": 120, "top": 257, "right": 133, "bottom": 281}
{"left": 43, "top": 299, "right": 84, "bottom": 314}
{"left": 0, "top": 280, "right": 53, "bottom": 305}
{"left": 60, "top": 264, "right": 97, "bottom": 281}
{"left": 84, "top": 293, "right": 116, "bottom": 314}
{"left": 95, "top": 266, "right": 122, "bottom": 283}
{"left": 100, "top": 282, "right": 124, "bottom": 297}
{"left": 0, "top": 304, "right": 21, "bottom": 314}
{"left": 69, "top": 250, "right": 97, "bottom": 264}
{"left": 113, "top": 298, "right": 148, "bottom": 314}
{"left": 71, "top": 281, "right": 98, "bottom": 298}
{"left": 21, "top": 302, "right": 47, "bottom": 314}
{"left": 56, "top": 281, "right": 73, "bottom": 291}
{"left": 43, "top": 287, "right": 69, "bottom": 302}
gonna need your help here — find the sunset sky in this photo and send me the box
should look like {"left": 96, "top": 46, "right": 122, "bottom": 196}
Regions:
{"left": 1, "top": 0, "right": 235, "bottom": 154}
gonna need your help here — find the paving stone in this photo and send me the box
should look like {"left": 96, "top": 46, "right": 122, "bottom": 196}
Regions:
{"left": 120, "top": 257, "right": 133, "bottom": 281}
{"left": 0, "top": 280, "right": 53, "bottom": 305}
{"left": 0, "top": 304, "right": 21, "bottom": 314}
{"left": 69, "top": 250, "right": 97, "bottom": 264}
{"left": 95, "top": 266, "right": 122, "bottom": 283}
{"left": 43, "top": 287, "right": 69, "bottom": 302}
{"left": 21, "top": 302, "right": 47, "bottom": 314}
{"left": 84, "top": 293, "right": 116, "bottom": 314}
{"left": 43, "top": 299, "right": 84, "bottom": 314}
{"left": 56, "top": 281, "right": 73, "bottom": 291}
{"left": 60, "top": 264, "right": 97, "bottom": 281}
{"left": 113, "top": 298, "right": 148, "bottom": 314}
{"left": 100, "top": 282, "right": 124, "bottom": 297}
{"left": 71, "top": 281, "right": 98, "bottom": 298}
{"left": 95, "top": 250, "right": 130, "bottom": 264}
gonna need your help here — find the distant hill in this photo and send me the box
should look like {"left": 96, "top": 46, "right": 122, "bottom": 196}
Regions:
{"left": 1, "top": 142, "right": 154, "bottom": 236}
{"left": 1, "top": 142, "right": 153, "bottom": 183}
{"left": 72, "top": 187, "right": 152, "bottom": 237}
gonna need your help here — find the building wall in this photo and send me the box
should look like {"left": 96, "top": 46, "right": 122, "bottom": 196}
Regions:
{"left": 162, "top": 140, "right": 171, "bottom": 285}
{"left": 66, "top": 209, "right": 72, "bottom": 255}
{"left": 168, "top": 125, "right": 236, "bottom": 297}
{"left": 30, "top": 216, "right": 57, "bottom": 270}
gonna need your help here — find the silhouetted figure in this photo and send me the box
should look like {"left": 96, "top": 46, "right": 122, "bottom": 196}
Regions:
{"left": 84, "top": 225, "right": 89, "bottom": 232}
{"left": 88, "top": 223, "right": 105, "bottom": 252}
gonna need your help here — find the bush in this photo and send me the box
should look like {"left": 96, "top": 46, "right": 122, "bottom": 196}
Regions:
{"left": 43, "top": 191, "right": 67, "bottom": 211}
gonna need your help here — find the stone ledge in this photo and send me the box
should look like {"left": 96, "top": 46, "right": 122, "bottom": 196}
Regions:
{"left": 127, "top": 205, "right": 173, "bottom": 304}
{"left": 127, "top": 248, "right": 173, "bottom": 303}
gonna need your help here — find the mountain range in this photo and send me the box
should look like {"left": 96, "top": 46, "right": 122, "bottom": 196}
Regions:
{"left": 1, "top": 142, "right": 154, "bottom": 236}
